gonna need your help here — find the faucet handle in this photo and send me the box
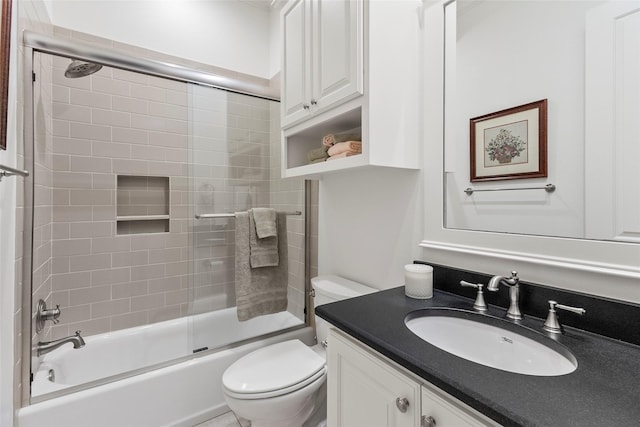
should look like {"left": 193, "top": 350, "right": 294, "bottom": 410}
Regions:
{"left": 543, "top": 300, "right": 586, "bottom": 334}
{"left": 459, "top": 281, "right": 488, "bottom": 311}
{"left": 52, "top": 305, "right": 60, "bottom": 324}
{"left": 36, "top": 299, "right": 62, "bottom": 332}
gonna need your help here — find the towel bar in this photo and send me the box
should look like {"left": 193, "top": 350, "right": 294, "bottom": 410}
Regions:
{"left": 0, "top": 164, "right": 29, "bottom": 181}
{"left": 464, "top": 183, "right": 555, "bottom": 196}
{"left": 195, "top": 211, "right": 302, "bottom": 219}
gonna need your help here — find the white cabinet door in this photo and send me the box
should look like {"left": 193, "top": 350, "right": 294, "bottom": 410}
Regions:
{"left": 282, "top": 0, "right": 363, "bottom": 128}
{"left": 282, "top": 0, "right": 312, "bottom": 125}
{"left": 312, "top": 0, "right": 363, "bottom": 113}
{"left": 421, "top": 383, "right": 500, "bottom": 427}
{"left": 328, "top": 329, "right": 421, "bottom": 427}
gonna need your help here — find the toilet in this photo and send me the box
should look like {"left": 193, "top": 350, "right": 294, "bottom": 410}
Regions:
{"left": 222, "top": 275, "right": 378, "bottom": 427}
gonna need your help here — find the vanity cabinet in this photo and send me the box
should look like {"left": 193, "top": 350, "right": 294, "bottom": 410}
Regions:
{"left": 421, "top": 383, "right": 497, "bottom": 427}
{"left": 328, "top": 328, "right": 421, "bottom": 427}
{"left": 327, "top": 329, "right": 499, "bottom": 427}
{"left": 280, "top": 0, "right": 421, "bottom": 178}
{"left": 281, "top": 0, "right": 363, "bottom": 128}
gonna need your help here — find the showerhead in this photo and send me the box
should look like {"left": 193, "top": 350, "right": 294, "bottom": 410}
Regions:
{"left": 64, "top": 60, "right": 103, "bottom": 78}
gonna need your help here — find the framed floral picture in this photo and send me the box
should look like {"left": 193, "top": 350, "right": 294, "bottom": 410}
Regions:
{"left": 470, "top": 99, "right": 547, "bottom": 182}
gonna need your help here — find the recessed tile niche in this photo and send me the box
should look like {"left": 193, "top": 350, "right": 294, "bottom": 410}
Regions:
{"left": 116, "top": 175, "right": 170, "bottom": 235}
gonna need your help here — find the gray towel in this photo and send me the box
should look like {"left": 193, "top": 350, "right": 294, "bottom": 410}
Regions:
{"left": 251, "top": 207, "right": 277, "bottom": 238}
{"left": 235, "top": 212, "right": 289, "bottom": 321}
{"left": 249, "top": 209, "right": 279, "bottom": 268}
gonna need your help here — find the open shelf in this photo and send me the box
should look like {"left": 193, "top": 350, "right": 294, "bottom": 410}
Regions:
{"left": 284, "top": 106, "right": 363, "bottom": 177}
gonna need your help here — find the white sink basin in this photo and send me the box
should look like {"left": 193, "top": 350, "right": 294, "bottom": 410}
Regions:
{"left": 405, "top": 310, "right": 577, "bottom": 376}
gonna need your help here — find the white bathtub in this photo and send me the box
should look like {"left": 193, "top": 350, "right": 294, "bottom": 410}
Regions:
{"left": 20, "top": 308, "right": 310, "bottom": 427}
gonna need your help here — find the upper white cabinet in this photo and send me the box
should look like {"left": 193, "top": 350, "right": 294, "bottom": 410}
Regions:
{"left": 281, "top": 0, "right": 363, "bottom": 127}
{"left": 281, "top": 0, "right": 421, "bottom": 178}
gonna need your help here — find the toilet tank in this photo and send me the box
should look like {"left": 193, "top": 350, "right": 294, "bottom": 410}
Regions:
{"left": 311, "top": 275, "right": 378, "bottom": 344}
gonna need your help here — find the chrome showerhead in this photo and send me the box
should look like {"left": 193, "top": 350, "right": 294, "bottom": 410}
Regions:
{"left": 64, "top": 60, "right": 103, "bottom": 78}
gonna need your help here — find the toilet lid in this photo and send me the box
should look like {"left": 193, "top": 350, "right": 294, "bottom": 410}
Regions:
{"left": 222, "top": 339, "right": 325, "bottom": 395}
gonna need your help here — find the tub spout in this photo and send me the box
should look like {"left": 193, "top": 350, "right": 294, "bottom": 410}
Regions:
{"left": 37, "top": 330, "right": 85, "bottom": 357}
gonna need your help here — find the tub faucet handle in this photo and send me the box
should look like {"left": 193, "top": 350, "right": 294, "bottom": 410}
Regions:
{"left": 36, "top": 299, "right": 61, "bottom": 333}
{"left": 543, "top": 300, "right": 586, "bottom": 334}
{"left": 51, "top": 305, "right": 60, "bottom": 324}
{"left": 459, "top": 281, "right": 487, "bottom": 311}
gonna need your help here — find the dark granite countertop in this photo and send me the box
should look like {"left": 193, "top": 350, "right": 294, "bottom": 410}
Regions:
{"left": 316, "top": 287, "right": 640, "bottom": 427}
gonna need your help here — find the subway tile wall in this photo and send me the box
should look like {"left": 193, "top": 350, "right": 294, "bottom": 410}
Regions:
{"left": 43, "top": 57, "right": 192, "bottom": 340}
{"left": 29, "top": 29, "right": 313, "bottom": 344}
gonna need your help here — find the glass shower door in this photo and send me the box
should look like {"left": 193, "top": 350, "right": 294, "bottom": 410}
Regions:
{"left": 186, "top": 83, "right": 306, "bottom": 354}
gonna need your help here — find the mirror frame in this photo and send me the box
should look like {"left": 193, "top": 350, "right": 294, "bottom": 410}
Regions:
{"left": 420, "top": 0, "right": 640, "bottom": 304}
{"left": 0, "top": 0, "right": 11, "bottom": 150}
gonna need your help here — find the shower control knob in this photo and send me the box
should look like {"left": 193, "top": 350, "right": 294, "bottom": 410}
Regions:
{"left": 36, "top": 299, "right": 62, "bottom": 333}
{"left": 52, "top": 305, "right": 60, "bottom": 324}
{"left": 396, "top": 397, "right": 410, "bottom": 413}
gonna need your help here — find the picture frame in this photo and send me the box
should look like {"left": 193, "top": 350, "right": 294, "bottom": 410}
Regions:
{"left": 470, "top": 99, "right": 547, "bottom": 182}
{"left": 0, "top": 0, "right": 12, "bottom": 151}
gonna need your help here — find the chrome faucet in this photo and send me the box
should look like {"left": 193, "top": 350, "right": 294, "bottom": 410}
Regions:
{"left": 487, "top": 271, "right": 522, "bottom": 320}
{"left": 36, "top": 331, "right": 85, "bottom": 357}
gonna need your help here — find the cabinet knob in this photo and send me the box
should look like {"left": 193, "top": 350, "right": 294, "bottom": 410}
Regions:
{"left": 310, "top": 98, "right": 317, "bottom": 105}
{"left": 421, "top": 415, "right": 437, "bottom": 427}
{"left": 395, "top": 397, "right": 410, "bottom": 413}
{"left": 303, "top": 103, "right": 310, "bottom": 110}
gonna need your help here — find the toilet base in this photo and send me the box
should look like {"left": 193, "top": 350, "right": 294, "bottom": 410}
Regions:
{"left": 302, "top": 381, "right": 326, "bottom": 427}
{"left": 231, "top": 392, "right": 314, "bottom": 427}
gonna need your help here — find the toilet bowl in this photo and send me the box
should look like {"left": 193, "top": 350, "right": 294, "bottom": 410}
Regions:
{"left": 221, "top": 275, "right": 377, "bottom": 427}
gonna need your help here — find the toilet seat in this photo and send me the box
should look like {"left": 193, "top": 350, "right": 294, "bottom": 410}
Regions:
{"left": 222, "top": 339, "right": 326, "bottom": 400}
{"left": 224, "top": 366, "right": 326, "bottom": 400}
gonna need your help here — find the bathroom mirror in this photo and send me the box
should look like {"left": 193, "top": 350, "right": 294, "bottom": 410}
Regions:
{"left": 443, "top": 0, "right": 640, "bottom": 243}
{"left": 0, "top": 0, "right": 11, "bottom": 150}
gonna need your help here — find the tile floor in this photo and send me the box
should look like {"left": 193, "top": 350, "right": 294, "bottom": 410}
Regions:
{"left": 194, "top": 411, "right": 250, "bottom": 427}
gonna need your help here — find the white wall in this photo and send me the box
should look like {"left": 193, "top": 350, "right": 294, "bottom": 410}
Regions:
{"left": 319, "top": 167, "right": 423, "bottom": 290}
{"left": 269, "top": 0, "right": 283, "bottom": 78}
{"left": 43, "top": 0, "right": 274, "bottom": 79}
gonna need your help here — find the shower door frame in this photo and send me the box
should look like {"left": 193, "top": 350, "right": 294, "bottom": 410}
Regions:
{"left": 20, "top": 31, "right": 313, "bottom": 407}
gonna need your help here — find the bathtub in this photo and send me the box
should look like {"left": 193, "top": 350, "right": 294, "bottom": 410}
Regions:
{"left": 19, "top": 308, "right": 311, "bottom": 427}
